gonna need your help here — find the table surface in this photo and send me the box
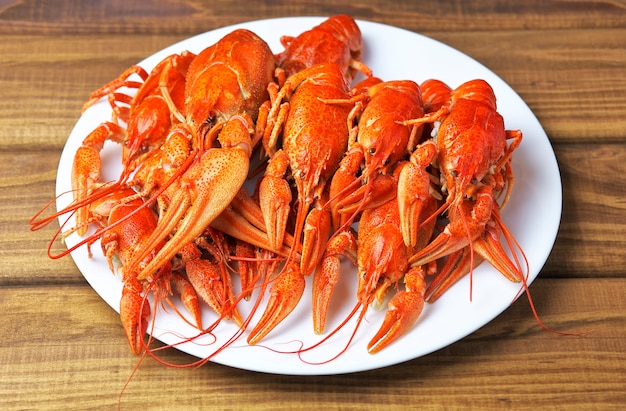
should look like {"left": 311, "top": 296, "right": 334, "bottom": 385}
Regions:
{"left": 2, "top": 1, "right": 626, "bottom": 409}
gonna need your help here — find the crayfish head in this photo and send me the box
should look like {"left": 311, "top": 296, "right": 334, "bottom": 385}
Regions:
{"left": 451, "top": 79, "right": 497, "bottom": 111}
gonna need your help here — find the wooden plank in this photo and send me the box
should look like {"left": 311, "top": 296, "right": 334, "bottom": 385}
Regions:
{"left": 0, "top": 34, "right": 187, "bottom": 151}
{"left": 2, "top": 2, "right": 625, "bottom": 411}
{"left": 546, "top": 143, "right": 626, "bottom": 277}
{"left": 1, "top": 0, "right": 626, "bottom": 36}
{"left": 0, "top": 149, "right": 81, "bottom": 285}
{"left": 2, "top": 27, "right": 625, "bottom": 152}
{"left": 431, "top": 29, "right": 626, "bottom": 142}
{"left": 0, "top": 278, "right": 624, "bottom": 409}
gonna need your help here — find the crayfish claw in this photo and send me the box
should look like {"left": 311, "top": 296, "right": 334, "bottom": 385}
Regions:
{"left": 367, "top": 267, "right": 426, "bottom": 354}
{"left": 182, "top": 243, "right": 243, "bottom": 328}
{"left": 409, "top": 188, "right": 493, "bottom": 267}
{"left": 424, "top": 248, "right": 476, "bottom": 303}
{"left": 397, "top": 139, "right": 440, "bottom": 248}
{"left": 119, "top": 275, "right": 150, "bottom": 355}
{"left": 300, "top": 202, "right": 332, "bottom": 276}
{"left": 312, "top": 228, "right": 357, "bottom": 334}
{"left": 259, "top": 150, "right": 292, "bottom": 250}
{"left": 247, "top": 262, "right": 306, "bottom": 345}
{"left": 472, "top": 216, "right": 524, "bottom": 283}
{"left": 170, "top": 272, "right": 203, "bottom": 329}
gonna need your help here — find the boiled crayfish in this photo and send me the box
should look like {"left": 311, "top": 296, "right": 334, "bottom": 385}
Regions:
{"left": 31, "top": 15, "right": 538, "bottom": 363}
{"left": 404, "top": 79, "right": 525, "bottom": 301}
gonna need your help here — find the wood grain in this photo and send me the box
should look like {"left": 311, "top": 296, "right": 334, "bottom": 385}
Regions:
{"left": 1, "top": 279, "right": 624, "bottom": 410}
{"left": 1, "top": 1, "right": 625, "bottom": 409}
{"left": 3, "top": 27, "right": 626, "bottom": 146}
{"left": 2, "top": 0, "right": 626, "bottom": 36}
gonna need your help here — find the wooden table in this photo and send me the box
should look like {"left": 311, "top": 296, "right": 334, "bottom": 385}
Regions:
{"left": 2, "top": 1, "right": 625, "bottom": 409}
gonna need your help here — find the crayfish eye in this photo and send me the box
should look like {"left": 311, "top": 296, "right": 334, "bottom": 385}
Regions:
{"left": 140, "top": 140, "right": 151, "bottom": 153}
{"left": 368, "top": 148, "right": 376, "bottom": 156}
{"left": 205, "top": 110, "right": 217, "bottom": 126}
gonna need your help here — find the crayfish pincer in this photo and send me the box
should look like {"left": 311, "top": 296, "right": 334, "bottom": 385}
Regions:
{"left": 124, "top": 29, "right": 277, "bottom": 282}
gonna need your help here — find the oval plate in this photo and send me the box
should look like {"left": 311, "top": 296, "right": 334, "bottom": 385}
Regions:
{"left": 56, "top": 17, "right": 562, "bottom": 375}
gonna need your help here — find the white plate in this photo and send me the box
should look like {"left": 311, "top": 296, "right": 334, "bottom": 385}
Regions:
{"left": 56, "top": 17, "right": 562, "bottom": 375}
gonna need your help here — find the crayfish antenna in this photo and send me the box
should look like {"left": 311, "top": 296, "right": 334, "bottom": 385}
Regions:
{"left": 491, "top": 210, "right": 585, "bottom": 336}
{"left": 297, "top": 300, "right": 369, "bottom": 364}
{"left": 30, "top": 182, "right": 134, "bottom": 260}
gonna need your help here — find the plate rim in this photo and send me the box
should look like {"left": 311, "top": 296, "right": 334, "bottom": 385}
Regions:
{"left": 55, "top": 16, "right": 562, "bottom": 375}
